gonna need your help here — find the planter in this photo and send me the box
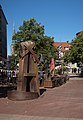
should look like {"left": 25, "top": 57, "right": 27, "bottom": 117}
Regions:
{"left": 44, "top": 80, "right": 55, "bottom": 88}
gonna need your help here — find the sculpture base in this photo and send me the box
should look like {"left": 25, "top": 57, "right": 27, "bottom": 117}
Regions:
{"left": 8, "top": 90, "right": 39, "bottom": 101}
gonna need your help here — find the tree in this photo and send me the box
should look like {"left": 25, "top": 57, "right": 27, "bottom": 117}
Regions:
{"left": 10, "top": 55, "right": 17, "bottom": 70}
{"left": 70, "top": 31, "right": 83, "bottom": 64}
{"left": 63, "top": 31, "right": 83, "bottom": 65}
{"left": 11, "top": 18, "right": 58, "bottom": 72}
{"left": 63, "top": 50, "right": 71, "bottom": 64}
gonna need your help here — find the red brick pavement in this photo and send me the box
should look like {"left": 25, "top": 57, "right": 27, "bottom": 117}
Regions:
{"left": 0, "top": 79, "right": 83, "bottom": 119}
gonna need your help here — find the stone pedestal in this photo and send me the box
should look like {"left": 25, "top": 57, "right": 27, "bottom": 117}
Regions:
{"left": 8, "top": 91, "right": 39, "bottom": 101}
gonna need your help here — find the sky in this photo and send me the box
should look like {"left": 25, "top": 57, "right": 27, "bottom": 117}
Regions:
{"left": 0, "top": 0, "right": 83, "bottom": 55}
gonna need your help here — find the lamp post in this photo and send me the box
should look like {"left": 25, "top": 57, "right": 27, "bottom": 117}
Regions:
{"left": 15, "top": 54, "right": 17, "bottom": 71}
{"left": 58, "top": 44, "right": 63, "bottom": 74}
{"left": 39, "top": 54, "right": 44, "bottom": 86}
{"left": 7, "top": 55, "right": 10, "bottom": 81}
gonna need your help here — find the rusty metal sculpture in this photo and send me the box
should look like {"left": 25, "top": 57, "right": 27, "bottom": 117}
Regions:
{"left": 8, "top": 41, "right": 40, "bottom": 100}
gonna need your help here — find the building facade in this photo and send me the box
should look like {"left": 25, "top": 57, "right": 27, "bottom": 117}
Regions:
{"left": 0, "top": 5, "right": 8, "bottom": 66}
{"left": 53, "top": 42, "right": 70, "bottom": 59}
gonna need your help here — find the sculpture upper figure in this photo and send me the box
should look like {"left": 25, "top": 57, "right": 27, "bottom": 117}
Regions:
{"left": 19, "top": 41, "right": 39, "bottom": 63}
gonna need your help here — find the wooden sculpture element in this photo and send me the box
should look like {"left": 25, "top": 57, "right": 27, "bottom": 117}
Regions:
{"left": 8, "top": 41, "right": 40, "bottom": 100}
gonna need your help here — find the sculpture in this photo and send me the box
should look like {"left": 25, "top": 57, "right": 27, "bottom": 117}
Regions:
{"left": 8, "top": 41, "right": 40, "bottom": 100}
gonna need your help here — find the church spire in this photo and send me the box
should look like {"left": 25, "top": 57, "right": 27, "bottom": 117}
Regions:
{"left": 12, "top": 22, "right": 16, "bottom": 36}
{"left": 12, "top": 21, "right": 16, "bottom": 45}
{"left": 11, "top": 22, "right": 16, "bottom": 55}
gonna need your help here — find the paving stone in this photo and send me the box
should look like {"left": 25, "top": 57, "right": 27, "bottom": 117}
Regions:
{"left": 0, "top": 76, "right": 83, "bottom": 119}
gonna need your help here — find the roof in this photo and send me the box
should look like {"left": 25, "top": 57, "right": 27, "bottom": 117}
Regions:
{"left": 53, "top": 42, "right": 70, "bottom": 52}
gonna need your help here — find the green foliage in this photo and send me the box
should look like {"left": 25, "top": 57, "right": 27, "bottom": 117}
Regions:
{"left": 63, "top": 31, "right": 83, "bottom": 65}
{"left": 54, "top": 68, "right": 62, "bottom": 75}
{"left": 63, "top": 50, "right": 71, "bottom": 64}
{"left": 11, "top": 18, "right": 58, "bottom": 72}
{"left": 12, "top": 18, "right": 44, "bottom": 56}
{"left": 70, "top": 32, "right": 83, "bottom": 64}
{"left": 10, "top": 55, "right": 18, "bottom": 70}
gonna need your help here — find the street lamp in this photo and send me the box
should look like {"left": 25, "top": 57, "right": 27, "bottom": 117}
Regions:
{"left": 58, "top": 45, "right": 64, "bottom": 74}
{"left": 39, "top": 54, "right": 44, "bottom": 86}
{"left": 7, "top": 55, "right": 10, "bottom": 80}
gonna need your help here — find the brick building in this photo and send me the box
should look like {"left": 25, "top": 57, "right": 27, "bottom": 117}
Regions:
{"left": 53, "top": 42, "right": 70, "bottom": 59}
